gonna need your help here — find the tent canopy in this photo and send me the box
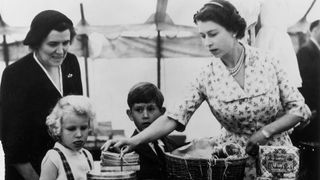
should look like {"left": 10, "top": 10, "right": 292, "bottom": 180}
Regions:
{"left": 1, "top": 0, "right": 319, "bottom": 36}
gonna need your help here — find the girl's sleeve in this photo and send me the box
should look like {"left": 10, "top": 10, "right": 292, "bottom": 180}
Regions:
{"left": 40, "top": 150, "right": 59, "bottom": 180}
{"left": 166, "top": 66, "right": 209, "bottom": 131}
{"left": 272, "top": 55, "right": 311, "bottom": 121}
{"left": 41, "top": 150, "right": 60, "bottom": 170}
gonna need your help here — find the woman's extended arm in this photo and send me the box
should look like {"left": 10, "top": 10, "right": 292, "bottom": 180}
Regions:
{"left": 246, "top": 114, "right": 303, "bottom": 156}
{"left": 263, "top": 114, "right": 302, "bottom": 137}
{"left": 102, "top": 116, "right": 178, "bottom": 154}
{"left": 248, "top": 114, "right": 302, "bottom": 145}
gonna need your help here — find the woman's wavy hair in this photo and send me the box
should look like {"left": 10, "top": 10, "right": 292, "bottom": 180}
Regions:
{"left": 46, "top": 95, "right": 96, "bottom": 141}
{"left": 193, "top": 0, "right": 247, "bottom": 39}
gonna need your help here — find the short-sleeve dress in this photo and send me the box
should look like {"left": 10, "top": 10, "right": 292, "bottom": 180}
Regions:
{"left": 167, "top": 44, "right": 311, "bottom": 180}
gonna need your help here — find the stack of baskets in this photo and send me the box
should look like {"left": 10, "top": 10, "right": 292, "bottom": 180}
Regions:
{"left": 87, "top": 151, "right": 140, "bottom": 180}
{"left": 87, "top": 169, "right": 136, "bottom": 180}
{"left": 100, "top": 151, "right": 140, "bottom": 172}
{"left": 165, "top": 152, "right": 248, "bottom": 180}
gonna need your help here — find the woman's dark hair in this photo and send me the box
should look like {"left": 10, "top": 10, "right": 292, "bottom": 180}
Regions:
{"left": 193, "top": 0, "right": 246, "bottom": 39}
{"left": 127, "top": 82, "right": 164, "bottom": 109}
{"left": 23, "top": 10, "right": 76, "bottom": 50}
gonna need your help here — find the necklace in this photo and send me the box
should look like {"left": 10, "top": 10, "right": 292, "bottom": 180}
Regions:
{"left": 228, "top": 46, "right": 244, "bottom": 76}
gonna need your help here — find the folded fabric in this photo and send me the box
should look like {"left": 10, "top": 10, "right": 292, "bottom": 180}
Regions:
{"left": 171, "top": 137, "right": 217, "bottom": 159}
{"left": 212, "top": 142, "right": 245, "bottom": 159}
{"left": 171, "top": 137, "right": 245, "bottom": 160}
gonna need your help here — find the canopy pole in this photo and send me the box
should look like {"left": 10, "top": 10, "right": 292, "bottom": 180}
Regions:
{"left": 156, "top": 30, "right": 162, "bottom": 89}
{"left": 81, "top": 34, "right": 90, "bottom": 97}
{"left": 78, "top": 3, "right": 90, "bottom": 97}
{"left": 2, "top": 35, "right": 9, "bottom": 66}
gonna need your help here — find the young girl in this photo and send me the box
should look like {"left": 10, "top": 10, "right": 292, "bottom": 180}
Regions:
{"left": 40, "top": 95, "right": 95, "bottom": 180}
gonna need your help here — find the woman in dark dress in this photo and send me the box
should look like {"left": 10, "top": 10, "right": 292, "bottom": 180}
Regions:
{"left": 0, "top": 10, "right": 83, "bottom": 180}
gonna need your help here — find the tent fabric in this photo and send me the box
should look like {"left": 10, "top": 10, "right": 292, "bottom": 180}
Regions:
{"left": 1, "top": 34, "right": 210, "bottom": 62}
{"left": 0, "top": 41, "right": 29, "bottom": 62}
{"left": 96, "top": 36, "right": 210, "bottom": 59}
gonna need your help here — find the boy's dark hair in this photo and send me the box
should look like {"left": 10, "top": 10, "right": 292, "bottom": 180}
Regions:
{"left": 127, "top": 82, "right": 164, "bottom": 109}
{"left": 310, "top": 20, "right": 320, "bottom": 32}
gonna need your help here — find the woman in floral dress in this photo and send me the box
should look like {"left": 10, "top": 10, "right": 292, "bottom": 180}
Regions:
{"left": 102, "top": 0, "right": 311, "bottom": 179}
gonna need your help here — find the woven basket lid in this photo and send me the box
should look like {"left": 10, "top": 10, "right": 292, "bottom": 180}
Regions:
{"left": 87, "top": 170, "right": 136, "bottom": 179}
{"left": 101, "top": 151, "right": 139, "bottom": 163}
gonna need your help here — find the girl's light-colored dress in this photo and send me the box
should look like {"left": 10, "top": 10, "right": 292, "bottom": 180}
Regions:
{"left": 41, "top": 142, "right": 94, "bottom": 180}
{"left": 167, "top": 44, "right": 311, "bottom": 180}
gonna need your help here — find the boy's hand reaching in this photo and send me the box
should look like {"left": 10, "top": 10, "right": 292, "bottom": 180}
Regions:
{"left": 101, "top": 138, "right": 136, "bottom": 155}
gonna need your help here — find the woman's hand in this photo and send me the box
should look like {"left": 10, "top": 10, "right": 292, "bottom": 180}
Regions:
{"left": 101, "top": 138, "right": 137, "bottom": 154}
{"left": 245, "top": 129, "right": 270, "bottom": 156}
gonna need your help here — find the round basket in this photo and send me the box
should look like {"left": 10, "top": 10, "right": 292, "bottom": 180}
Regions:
{"left": 165, "top": 152, "right": 248, "bottom": 180}
{"left": 87, "top": 170, "right": 136, "bottom": 180}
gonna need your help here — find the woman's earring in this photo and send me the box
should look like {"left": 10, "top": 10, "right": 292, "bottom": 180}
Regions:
{"left": 233, "top": 34, "right": 236, "bottom": 38}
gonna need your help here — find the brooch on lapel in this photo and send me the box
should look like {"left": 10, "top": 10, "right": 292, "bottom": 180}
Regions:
{"left": 247, "top": 59, "right": 254, "bottom": 66}
{"left": 67, "top": 73, "right": 73, "bottom": 78}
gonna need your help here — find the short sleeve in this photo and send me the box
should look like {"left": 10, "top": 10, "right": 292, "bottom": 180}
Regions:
{"left": 41, "top": 150, "right": 60, "bottom": 170}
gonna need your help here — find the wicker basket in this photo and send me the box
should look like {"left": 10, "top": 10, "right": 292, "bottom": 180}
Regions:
{"left": 165, "top": 152, "right": 248, "bottom": 180}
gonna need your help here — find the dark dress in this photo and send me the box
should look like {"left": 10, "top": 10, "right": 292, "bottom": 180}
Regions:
{"left": 132, "top": 130, "right": 179, "bottom": 180}
{"left": 293, "top": 39, "right": 320, "bottom": 180}
{"left": 0, "top": 52, "right": 82, "bottom": 180}
{"left": 294, "top": 39, "right": 320, "bottom": 142}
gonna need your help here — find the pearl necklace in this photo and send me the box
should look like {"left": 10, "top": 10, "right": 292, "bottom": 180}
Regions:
{"left": 228, "top": 47, "right": 244, "bottom": 76}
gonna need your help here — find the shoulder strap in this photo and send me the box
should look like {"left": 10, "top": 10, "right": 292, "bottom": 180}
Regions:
{"left": 82, "top": 149, "right": 93, "bottom": 170}
{"left": 53, "top": 148, "right": 75, "bottom": 180}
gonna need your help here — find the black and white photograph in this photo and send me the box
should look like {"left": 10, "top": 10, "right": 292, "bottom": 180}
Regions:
{"left": 0, "top": 0, "right": 319, "bottom": 179}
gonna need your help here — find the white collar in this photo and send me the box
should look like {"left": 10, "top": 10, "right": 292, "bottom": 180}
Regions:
{"left": 33, "top": 52, "right": 63, "bottom": 96}
{"left": 55, "top": 142, "right": 83, "bottom": 155}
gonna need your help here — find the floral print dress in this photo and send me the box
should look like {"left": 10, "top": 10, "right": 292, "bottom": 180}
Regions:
{"left": 167, "top": 44, "right": 311, "bottom": 180}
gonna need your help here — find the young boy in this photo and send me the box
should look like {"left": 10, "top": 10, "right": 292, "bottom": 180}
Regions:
{"left": 126, "top": 82, "right": 178, "bottom": 180}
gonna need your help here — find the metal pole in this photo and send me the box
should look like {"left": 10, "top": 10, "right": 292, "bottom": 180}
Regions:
{"left": 81, "top": 34, "right": 90, "bottom": 97}
{"left": 3, "top": 35, "right": 9, "bottom": 66}
{"left": 79, "top": 3, "right": 90, "bottom": 97}
{"left": 156, "top": 30, "right": 162, "bottom": 89}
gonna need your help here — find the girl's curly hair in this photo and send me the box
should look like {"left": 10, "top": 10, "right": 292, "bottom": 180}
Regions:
{"left": 46, "top": 95, "right": 96, "bottom": 141}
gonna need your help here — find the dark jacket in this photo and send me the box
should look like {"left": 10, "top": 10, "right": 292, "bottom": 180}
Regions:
{"left": 297, "top": 40, "right": 320, "bottom": 111}
{"left": 132, "top": 130, "right": 179, "bottom": 180}
{"left": 295, "top": 39, "right": 320, "bottom": 142}
{"left": 0, "top": 52, "right": 82, "bottom": 180}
